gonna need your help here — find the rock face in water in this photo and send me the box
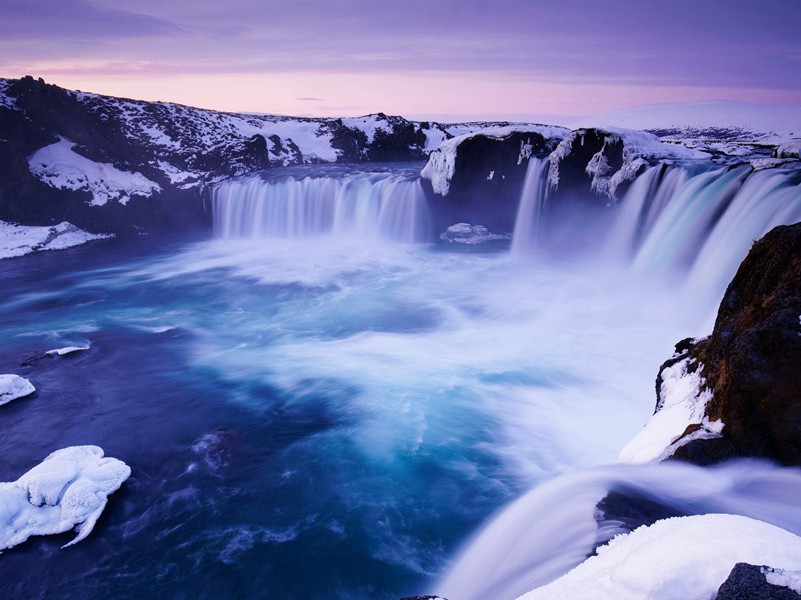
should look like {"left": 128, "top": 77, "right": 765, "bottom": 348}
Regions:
{"left": 420, "top": 126, "right": 567, "bottom": 233}
{"left": 615, "top": 223, "right": 801, "bottom": 467}
{"left": 674, "top": 223, "right": 801, "bottom": 466}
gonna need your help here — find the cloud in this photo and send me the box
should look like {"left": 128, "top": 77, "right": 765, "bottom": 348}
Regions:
{"left": 0, "top": 0, "right": 183, "bottom": 39}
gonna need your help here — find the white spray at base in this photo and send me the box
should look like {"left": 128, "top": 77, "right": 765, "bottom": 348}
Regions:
{"left": 433, "top": 460, "right": 801, "bottom": 600}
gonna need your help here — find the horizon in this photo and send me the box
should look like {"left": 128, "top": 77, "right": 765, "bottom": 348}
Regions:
{"left": 6, "top": 74, "right": 801, "bottom": 126}
{"left": 2, "top": 0, "right": 800, "bottom": 119}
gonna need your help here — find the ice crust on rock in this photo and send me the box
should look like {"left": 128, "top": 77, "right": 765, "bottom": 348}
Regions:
{"left": 618, "top": 357, "right": 722, "bottom": 464}
{"left": 548, "top": 128, "right": 708, "bottom": 199}
{"left": 519, "top": 514, "right": 801, "bottom": 600}
{"left": 0, "top": 220, "right": 112, "bottom": 259}
{"left": 439, "top": 223, "right": 511, "bottom": 245}
{"left": 0, "top": 374, "right": 35, "bottom": 406}
{"left": 421, "top": 125, "right": 568, "bottom": 196}
{"left": 0, "top": 446, "right": 131, "bottom": 551}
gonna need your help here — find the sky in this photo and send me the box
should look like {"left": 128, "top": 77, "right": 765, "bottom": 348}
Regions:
{"left": 1, "top": 0, "right": 800, "bottom": 120}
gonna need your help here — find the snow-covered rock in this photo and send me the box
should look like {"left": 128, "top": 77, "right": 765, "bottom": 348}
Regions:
{"left": 0, "top": 220, "right": 112, "bottom": 259}
{"left": 0, "top": 446, "right": 130, "bottom": 551}
{"left": 619, "top": 356, "right": 722, "bottom": 464}
{"left": 547, "top": 128, "right": 708, "bottom": 200}
{"left": 439, "top": 223, "right": 510, "bottom": 245}
{"left": 421, "top": 125, "right": 568, "bottom": 196}
{"left": 776, "top": 139, "right": 801, "bottom": 160}
{"left": 519, "top": 514, "right": 801, "bottom": 600}
{"left": 0, "top": 374, "right": 35, "bottom": 406}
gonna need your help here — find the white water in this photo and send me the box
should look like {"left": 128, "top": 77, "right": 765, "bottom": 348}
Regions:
{"left": 510, "top": 158, "right": 549, "bottom": 255}
{"left": 212, "top": 170, "right": 431, "bottom": 243}
{"left": 205, "top": 161, "right": 801, "bottom": 598}
{"left": 435, "top": 460, "right": 801, "bottom": 600}
{"left": 511, "top": 160, "right": 801, "bottom": 305}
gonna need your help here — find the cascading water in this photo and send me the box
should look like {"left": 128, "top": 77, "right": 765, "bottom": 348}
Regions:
{"left": 212, "top": 167, "right": 432, "bottom": 243}
{"left": 510, "top": 158, "right": 549, "bottom": 255}
{"left": 435, "top": 460, "right": 801, "bottom": 600}
{"left": 511, "top": 160, "right": 801, "bottom": 302}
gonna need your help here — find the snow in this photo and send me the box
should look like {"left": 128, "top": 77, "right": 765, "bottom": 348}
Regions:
{"left": 0, "top": 80, "right": 17, "bottom": 110}
{"left": 46, "top": 345, "right": 90, "bottom": 357}
{"left": 439, "top": 223, "right": 511, "bottom": 244}
{"left": 0, "top": 375, "right": 35, "bottom": 406}
{"left": 0, "top": 446, "right": 130, "bottom": 551}
{"left": 421, "top": 125, "right": 568, "bottom": 195}
{"left": 618, "top": 357, "right": 722, "bottom": 464}
{"left": 28, "top": 138, "right": 161, "bottom": 206}
{"left": 776, "top": 139, "right": 801, "bottom": 159}
{"left": 0, "top": 220, "right": 112, "bottom": 259}
{"left": 764, "top": 567, "right": 801, "bottom": 594}
{"left": 571, "top": 101, "right": 801, "bottom": 143}
{"left": 519, "top": 514, "right": 801, "bottom": 600}
{"left": 340, "top": 115, "right": 392, "bottom": 144}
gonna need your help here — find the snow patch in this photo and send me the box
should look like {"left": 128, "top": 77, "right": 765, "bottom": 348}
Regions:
{"left": 0, "top": 80, "right": 17, "bottom": 110}
{"left": 0, "top": 446, "right": 130, "bottom": 551}
{"left": 519, "top": 514, "right": 801, "bottom": 600}
{"left": 618, "top": 357, "right": 722, "bottom": 464}
{"left": 0, "top": 220, "right": 113, "bottom": 259}
{"left": 0, "top": 374, "right": 35, "bottom": 406}
{"left": 29, "top": 138, "right": 161, "bottom": 206}
{"left": 763, "top": 566, "right": 801, "bottom": 594}
{"left": 46, "top": 345, "right": 90, "bottom": 357}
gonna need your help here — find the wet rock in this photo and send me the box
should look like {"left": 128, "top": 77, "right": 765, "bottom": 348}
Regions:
{"left": 715, "top": 563, "right": 801, "bottom": 599}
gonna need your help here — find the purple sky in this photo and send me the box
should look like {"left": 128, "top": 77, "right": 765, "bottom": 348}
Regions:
{"left": 1, "top": 0, "right": 800, "bottom": 119}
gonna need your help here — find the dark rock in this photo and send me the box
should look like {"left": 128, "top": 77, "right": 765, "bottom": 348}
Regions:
{"left": 422, "top": 129, "right": 563, "bottom": 233}
{"left": 680, "top": 223, "right": 801, "bottom": 465}
{"left": 715, "top": 563, "right": 801, "bottom": 599}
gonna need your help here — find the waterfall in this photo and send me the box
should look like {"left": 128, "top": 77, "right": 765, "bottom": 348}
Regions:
{"left": 510, "top": 158, "right": 549, "bottom": 255}
{"left": 434, "top": 460, "right": 801, "bottom": 600}
{"left": 511, "top": 161, "right": 801, "bottom": 297}
{"left": 212, "top": 171, "right": 432, "bottom": 243}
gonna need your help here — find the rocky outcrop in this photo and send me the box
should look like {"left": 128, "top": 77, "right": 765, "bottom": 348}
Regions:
{"left": 672, "top": 223, "right": 801, "bottom": 465}
{"left": 420, "top": 126, "right": 567, "bottom": 232}
{"left": 716, "top": 563, "right": 801, "bottom": 599}
{"left": 0, "top": 77, "right": 460, "bottom": 236}
{"left": 613, "top": 223, "right": 801, "bottom": 467}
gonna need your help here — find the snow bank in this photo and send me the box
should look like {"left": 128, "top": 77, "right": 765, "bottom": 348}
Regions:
{"left": 0, "top": 220, "right": 112, "bottom": 259}
{"left": 0, "top": 374, "right": 35, "bottom": 406}
{"left": 28, "top": 138, "right": 161, "bottom": 206}
{"left": 0, "top": 446, "right": 130, "bottom": 551}
{"left": 439, "top": 223, "right": 510, "bottom": 245}
{"left": 618, "top": 357, "right": 722, "bottom": 464}
{"left": 421, "top": 125, "right": 567, "bottom": 196}
{"left": 519, "top": 514, "right": 801, "bottom": 600}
